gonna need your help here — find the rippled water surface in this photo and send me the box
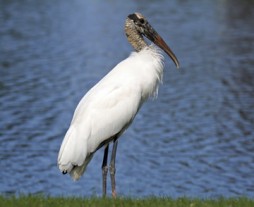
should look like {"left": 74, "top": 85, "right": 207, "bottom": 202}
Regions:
{"left": 0, "top": 0, "right": 254, "bottom": 198}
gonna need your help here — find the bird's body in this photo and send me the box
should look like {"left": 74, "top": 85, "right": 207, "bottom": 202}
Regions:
{"left": 58, "top": 12, "right": 179, "bottom": 197}
{"left": 58, "top": 46, "right": 164, "bottom": 180}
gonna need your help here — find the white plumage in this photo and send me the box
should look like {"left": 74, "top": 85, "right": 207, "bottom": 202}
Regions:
{"left": 57, "top": 12, "right": 179, "bottom": 197}
{"left": 58, "top": 46, "right": 163, "bottom": 180}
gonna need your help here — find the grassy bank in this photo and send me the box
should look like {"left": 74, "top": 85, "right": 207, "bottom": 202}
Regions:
{"left": 0, "top": 195, "right": 253, "bottom": 207}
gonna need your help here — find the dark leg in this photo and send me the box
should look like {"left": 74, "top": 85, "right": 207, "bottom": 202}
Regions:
{"left": 110, "top": 139, "right": 118, "bottom": 198}
{"left": 102, "top": 144, "right": 109, "bottom": 197}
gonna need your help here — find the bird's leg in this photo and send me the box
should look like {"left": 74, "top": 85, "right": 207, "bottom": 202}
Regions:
{"left": 102, "top": 144, "right": 109, "bottom": 197}
{"left": 110, "top": 139, "right": 118, "bottom": 198}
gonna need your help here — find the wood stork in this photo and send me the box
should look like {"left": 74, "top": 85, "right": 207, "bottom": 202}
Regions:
{"left": 58, "top": 12, "right": 179, "bottom": 197}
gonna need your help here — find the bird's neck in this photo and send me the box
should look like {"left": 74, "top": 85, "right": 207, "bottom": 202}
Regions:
{"left": 125, "top": 19, "right": 147, "bottom": 52}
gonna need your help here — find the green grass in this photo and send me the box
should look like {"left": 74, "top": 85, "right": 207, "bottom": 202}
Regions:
{"left": 0, "top": 195, "right": 253, "bottom": 207}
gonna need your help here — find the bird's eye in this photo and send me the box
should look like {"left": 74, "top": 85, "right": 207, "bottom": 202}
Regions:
{"left": 139, "top": 18, "right": 145, "bottom": 24}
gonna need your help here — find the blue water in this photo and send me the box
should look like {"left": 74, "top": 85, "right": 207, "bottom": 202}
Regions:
{"left": 0, "top": 0, "right": 254, "bottom": 198}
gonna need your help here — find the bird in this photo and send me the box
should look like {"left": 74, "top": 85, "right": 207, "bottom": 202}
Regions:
{"left": 57, "top": 12, "right": 180, "bottom": 198}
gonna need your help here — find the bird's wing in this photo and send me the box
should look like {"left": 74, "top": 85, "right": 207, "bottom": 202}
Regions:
{"left": 58, "top": 74, "right": 142, "bottom": 174}
{"left": 74, "top": 81, "right": 142, "bottom": 153}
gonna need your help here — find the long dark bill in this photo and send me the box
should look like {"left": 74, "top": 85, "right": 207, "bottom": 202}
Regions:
{"left": 153, "top": 34, "right": 180, "bottom": 69}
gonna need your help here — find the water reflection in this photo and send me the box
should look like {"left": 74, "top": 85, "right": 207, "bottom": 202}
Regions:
{"left": 0, "top": 0, "right": 253, "bottom": 198}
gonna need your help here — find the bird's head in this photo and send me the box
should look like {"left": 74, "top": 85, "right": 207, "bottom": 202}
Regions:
{"left": 126, "top": 12, "right": 180, "bottom": 68}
